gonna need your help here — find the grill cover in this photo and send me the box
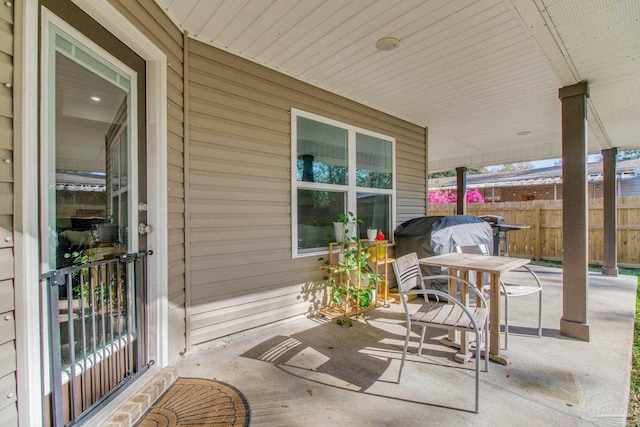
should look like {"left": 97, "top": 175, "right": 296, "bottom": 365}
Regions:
{"left": 394, "top": 215, "right": 493, "bottom": 289}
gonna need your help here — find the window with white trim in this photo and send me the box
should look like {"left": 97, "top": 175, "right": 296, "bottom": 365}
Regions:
{"left": 292, "top": 109, "right": 395, "bottom": 256}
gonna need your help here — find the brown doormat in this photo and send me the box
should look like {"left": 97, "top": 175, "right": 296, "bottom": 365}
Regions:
{"left": 136, "top": 377, "right": 250, "bottom": 427}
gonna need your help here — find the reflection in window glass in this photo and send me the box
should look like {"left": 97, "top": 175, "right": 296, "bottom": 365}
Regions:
{"left": 356, "top": 133, "right": 392, "bottom": 189}
{"left": 53, "top": 53, "right": 129, "bottom": 268}
{"left": 296, "top": 116, "right": 348, "bottom": 185}
{"left": 297, "top": 189, "right": 345, "bottom": 251}
{"left": 357, "top": 193, "right": 391, "bottom": 239}
{"left": 293, "top": 110, "right": 395, "bottom": 256}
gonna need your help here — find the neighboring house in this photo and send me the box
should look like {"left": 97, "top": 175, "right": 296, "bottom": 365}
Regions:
{"left": 428, "top": 158, "right": 640, "bottom": 202}
{"left": 2, "top": 1, "right": 428, "bottom": 425}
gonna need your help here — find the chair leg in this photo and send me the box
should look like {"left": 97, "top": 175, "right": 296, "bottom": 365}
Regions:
{"left": 484, "top": 321, "right": 489, "bottom": 373}
{"left": 418, "top": 326, "right": 427, "bottom": 356}
{"left": 537, "top": 290, "right": 543, "bottom": 338}
{"left": 398, "top": 327, "right": 411, "bottom": 383}
{"left": 474, "top": 328, "right": 480, "bottom": 414}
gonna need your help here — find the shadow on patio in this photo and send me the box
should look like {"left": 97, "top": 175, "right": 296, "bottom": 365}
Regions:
{"left": 174, "top": 266, "right": 636, "bottom": 426}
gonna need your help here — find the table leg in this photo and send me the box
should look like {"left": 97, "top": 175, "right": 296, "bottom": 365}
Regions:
{"left": 443, "top": 268, "right": 472, "bottom": 363}
{"left": 445, "top": 269, "right": 458, "bottom": 346}
{"left": 489, "top": 272, "right": 509, "bottom": 365}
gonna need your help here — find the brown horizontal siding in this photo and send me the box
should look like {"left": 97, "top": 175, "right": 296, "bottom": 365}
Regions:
{"left": 0, "top": 341, "right": 16, "bottom": 378}
{"left": 0, "top": 3, "right": 11, "bottom": 24}
{"left": 168, "top": 213, "right": 184, "bottom": 229}
{"left": 168, "top": 244, "right": 184, "bottom": 265}
{"left": 188, "top": 41, "right": 424, "bottom": 141}
{"left": 108, "top": 0, "right": 182, "bottom": 73}
{"left": 0, "top": 403, "right": 17, "bottom": 425}
{"left": 0, "top": 117, "right": 11, "bottom": 150}
{"left": 190, "top": 269, "right": 320, "bottom": 316}
{"left": 0, "top": 183, "right": 12, "bottom": 214}
{"left": 168, "top": 132, "right": 183, "bottom": 153}
{"left": 191, "top": 291, "right": 312, "bottom": 330}
{"left": 191, "top": 302, "right": 310, "bottom": 345}
{"left": 186, "top": 39, "right": 425, "bottom": 345}
{"left": 0, "top": 19, "right": 12, "bottom": 56}
{"left": 0, "top": 53, "right": 11, "bottom": 85}
{"left": 168, "top": 259, "right": 185, "bottom": 284}
{"left": 190, "top": 265, "right": 320, "bottom": 308}
{"left": 0, "top": 280, "right": 13, "bottom": 313}
{"left": 190, "top": 237, "right": 291, "bottom": 259}
{"left": 110, "top": 0, "right": 186, "bottom": 359}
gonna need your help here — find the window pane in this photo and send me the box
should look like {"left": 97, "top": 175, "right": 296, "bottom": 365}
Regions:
{"left": 53, "top": 52, "right": 129, "bottom": 268}
{"left": 356, "top": 133, "right": 392, "bottom": 189}
{"left": 297, "top": 189, "right": 345, "bottom": 251}
{"left": 357, "top": 193, "right": 391, "bottom": 240}
{"left": 297, "top": 116, "right": 348, "bottom": 185}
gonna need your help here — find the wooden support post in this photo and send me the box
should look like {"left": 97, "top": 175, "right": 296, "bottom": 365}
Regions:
{"left": 456, "top": 167, "right": 467, "bottom": 215}
{"left": 559, "top": 82, "right": 590, "bottom": 342}
{"left": 602, "top": 147, "right": 618, "bottom": 276}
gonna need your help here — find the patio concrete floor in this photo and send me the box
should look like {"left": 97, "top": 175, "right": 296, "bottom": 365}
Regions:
{"left": 175, "top": 266, "right": 637, "bottom": 426}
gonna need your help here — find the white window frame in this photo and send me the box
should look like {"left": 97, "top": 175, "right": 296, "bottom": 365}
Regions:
{"left": 291, "top": 108, "right": 396, "bottom": 258}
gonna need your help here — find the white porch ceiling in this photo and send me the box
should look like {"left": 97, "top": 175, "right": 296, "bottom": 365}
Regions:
{"left": 154, "top": 0, "right": 640, "bottom": 172}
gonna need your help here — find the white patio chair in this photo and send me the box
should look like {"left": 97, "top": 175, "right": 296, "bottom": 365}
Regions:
{"left": 392, "top": 252, "right": 489, "bottom": 414}
{"left": 454, "top": 244, "right": 543, "bottom": 349}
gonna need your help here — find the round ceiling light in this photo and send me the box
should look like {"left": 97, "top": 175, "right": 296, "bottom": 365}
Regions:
{"left": 90, "top": 95, "right": 102, "bottom": 102}
{"left": 516, "top": 130, "right": 531, "bottom": 136}
{"left": 376, "top": 37, "right": 400, "bottom": 52}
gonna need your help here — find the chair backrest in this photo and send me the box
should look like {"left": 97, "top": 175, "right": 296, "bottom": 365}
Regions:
{"left": 392, "top": 252, "right": 423, "bottom": 293}
{"left": 455, "top": 244, "right": 490, "bottom": 256}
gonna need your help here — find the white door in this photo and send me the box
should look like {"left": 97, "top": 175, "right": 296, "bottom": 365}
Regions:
{"left": 40, "top": 1, "right": 149, "bottom": 424}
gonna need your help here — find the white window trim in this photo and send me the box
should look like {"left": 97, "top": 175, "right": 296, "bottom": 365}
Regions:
{"left": 291, "top": 108, "right": 396, "bottom": 258}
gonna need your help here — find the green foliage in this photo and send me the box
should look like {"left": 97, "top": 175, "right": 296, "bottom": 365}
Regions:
{"left": 493, "top": 162, "right": 534, "bottom": 172}
{"left": 334, "top": 211, "right": 362, "bottom": 246}
{"left": 71, "top": 250, "right": 94, "bottom": 302}
{"left": 335, "top": 211, "right": 361, "bottom": 225}
{"left": 321, "top": 212, "right": 379, "bottom": 324}
{"left": 619, "top": 149, "right": 640, "bottom": 161}
{"left": 428, "top": 167, "right": 486, "bottom": 179}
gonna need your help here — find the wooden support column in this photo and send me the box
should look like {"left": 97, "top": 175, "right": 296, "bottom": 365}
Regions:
{"left": 456, "top": 166, "right": 467, "bottom": 215}
{"left": 602, "top": 147, "right": 618, "bottom": 276}
{"left": 559, "top": 82, "right": 590, "bottom": 342}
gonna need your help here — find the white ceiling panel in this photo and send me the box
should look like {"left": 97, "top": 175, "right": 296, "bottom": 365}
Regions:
{"left": 156, "top": 0, "right": 640, "bottom": 172}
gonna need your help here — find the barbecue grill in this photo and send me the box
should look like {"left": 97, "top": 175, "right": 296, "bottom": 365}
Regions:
{"left": 394, "top": 215, "right": 493, "bottom": 290}
{"left": 479, "top": 215, "right": 530, "bottom": 256}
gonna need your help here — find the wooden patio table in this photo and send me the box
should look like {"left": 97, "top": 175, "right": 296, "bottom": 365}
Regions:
{"left": 419, "top": 252, "right": 531, "bottom": 365}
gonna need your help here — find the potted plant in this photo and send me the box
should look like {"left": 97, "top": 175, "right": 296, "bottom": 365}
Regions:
{"left": 321, "top": 213, "right": 377, "bottom": 325}
{"left": 333, "top": 211, "right": 361, "bottom": 243}
{"left": 366, "top": 227, "right": 377, "bottom": 241}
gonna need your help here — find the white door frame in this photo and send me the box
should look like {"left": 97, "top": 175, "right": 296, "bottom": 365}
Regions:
{"left": 17, "top": 1, "right": 168, "bottom": 425}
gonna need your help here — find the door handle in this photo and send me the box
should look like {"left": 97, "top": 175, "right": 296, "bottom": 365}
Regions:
{"left": 138, "top": 223, "right": 153, "bottom": 235}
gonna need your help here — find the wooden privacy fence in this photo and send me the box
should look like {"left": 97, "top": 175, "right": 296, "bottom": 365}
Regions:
{"left": 428, "top": 196, "right": 640, "bottom": 268}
